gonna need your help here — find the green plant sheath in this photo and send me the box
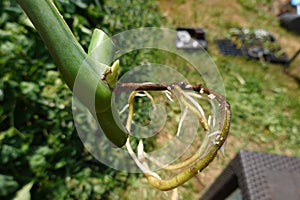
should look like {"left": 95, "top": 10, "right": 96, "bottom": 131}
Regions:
{"left": 17, "top": 0, "right": 128, "bottom": 147}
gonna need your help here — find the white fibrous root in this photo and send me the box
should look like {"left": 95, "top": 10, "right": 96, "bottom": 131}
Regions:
{"left": 120, "top": 83, "right": 230, "bottom": 194}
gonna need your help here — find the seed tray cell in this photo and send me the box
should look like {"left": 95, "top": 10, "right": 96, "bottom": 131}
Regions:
{"left": 215, "top": 39, "right": 244, "bottom": 56}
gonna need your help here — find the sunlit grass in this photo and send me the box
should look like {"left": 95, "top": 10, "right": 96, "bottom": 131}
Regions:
{"left": 125, "top": 0, "right": 300, "bottom": 199}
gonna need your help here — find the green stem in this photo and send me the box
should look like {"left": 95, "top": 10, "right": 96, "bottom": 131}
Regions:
{"left": 17, "top": 0, "right": 128, "bottom": 147}
{"left": 17, "top": 0, "right": 111, "bottom": 111}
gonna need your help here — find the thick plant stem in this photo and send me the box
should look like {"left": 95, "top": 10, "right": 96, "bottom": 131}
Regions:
{"left": 17, "top": 0, "right": 111, "bottom": 112}
{"left": 18, "top": 0, "right": 128, "bottom": 147}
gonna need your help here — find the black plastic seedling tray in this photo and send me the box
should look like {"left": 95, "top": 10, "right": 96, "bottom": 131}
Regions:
{"left": 216, "top": 28, "right": 300, "bottom": 67}
{"left": 216, "top": 39, "right": 244, "bottom": 56}
{"left": 176, "top": 27, "right": 208, "bottom": 50}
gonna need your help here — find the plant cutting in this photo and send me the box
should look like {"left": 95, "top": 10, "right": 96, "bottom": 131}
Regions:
{"left": 17, "top": 0, "right": 231, "bottom": 191}
{"left": 116, "top": 82, "right": 231, "bottom": 191}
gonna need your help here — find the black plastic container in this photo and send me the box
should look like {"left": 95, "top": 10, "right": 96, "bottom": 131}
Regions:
{"left": 176, "top": 27, "right": 208, "bottom": 50}
{"left": 216, "top": 39, "right": 244, "bottom": 56}
{"left": 280, "top": 13, "right": 300, "bottom": 34}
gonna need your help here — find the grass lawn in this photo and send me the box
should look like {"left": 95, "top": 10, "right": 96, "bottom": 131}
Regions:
{"left": 123, "top": 0, "right": 300, "bottom": 199}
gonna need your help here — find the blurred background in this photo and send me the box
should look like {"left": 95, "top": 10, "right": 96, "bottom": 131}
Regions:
{"left": 0, "top": 0, "right": 299, "bottom": 199}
